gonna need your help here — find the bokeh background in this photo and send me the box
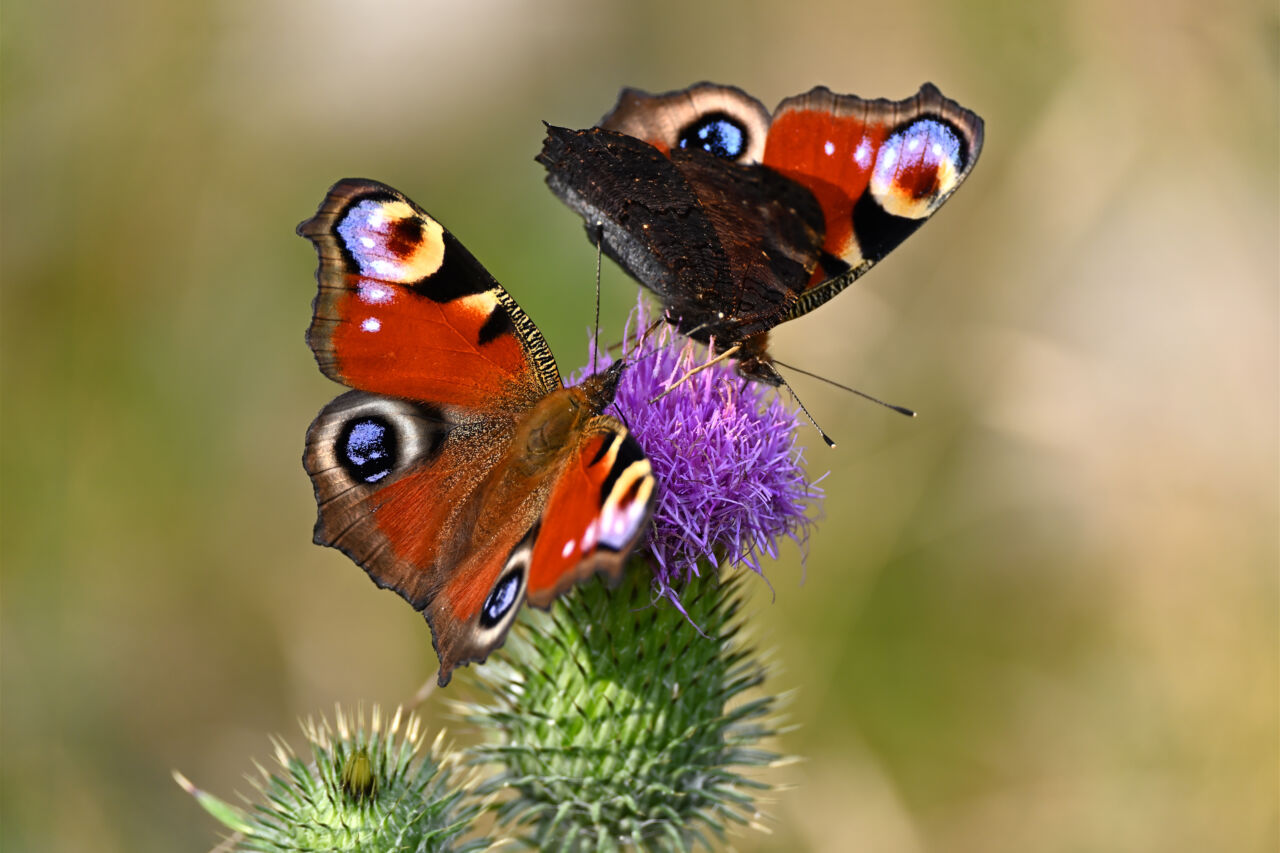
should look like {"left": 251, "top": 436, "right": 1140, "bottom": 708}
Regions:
{"left": 3, "top": 1, "right": 1276, "bottom": 850}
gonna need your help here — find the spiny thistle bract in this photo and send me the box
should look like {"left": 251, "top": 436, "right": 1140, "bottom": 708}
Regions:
{"left": 461, "top": 567, "right": 786, "bottom": 852}
{"left": 176, "top": 706, "right": 489, "bottom": 852}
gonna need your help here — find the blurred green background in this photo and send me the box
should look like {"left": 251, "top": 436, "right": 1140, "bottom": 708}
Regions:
{"left": 3, "top": 0, "right": 1276, "bottom": 850}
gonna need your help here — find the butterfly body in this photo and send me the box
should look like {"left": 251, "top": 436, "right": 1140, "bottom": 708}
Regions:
{"left": 539, "top": 82, "right": 984, "bottom": 383}
{"left": 299, "top": 179, "right": 655, "bottom": 685}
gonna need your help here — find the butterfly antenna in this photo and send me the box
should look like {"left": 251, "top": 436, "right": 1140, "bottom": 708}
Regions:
{"left": 773, "top": 359, "right": 917, "bottom": 418}
{"left": 777, "top": 375, "right": 838, "bottom": 448}
{"left": 648, "top": 344, "right": 742, "bottom": 403}
{"left": 591, "top": 223, "right": 604, "bottom": 368}
{"left": 634, "top": 313, "right": 664, "bottom": 349}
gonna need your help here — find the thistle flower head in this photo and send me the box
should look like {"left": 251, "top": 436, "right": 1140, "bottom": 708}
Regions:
{"left": 177, "top": 706, "right": 488, "bottom": 852}
{"left": 573, "top": 296, "right": 824, "bottom": 603}
{"left": 461, "top": 301, "right": 819, "bottom": 849}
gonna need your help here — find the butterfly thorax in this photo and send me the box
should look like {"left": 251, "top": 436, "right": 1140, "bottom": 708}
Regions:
{"left": 515, "top": 389, "right": 592, "bottom": 471}
{"left": 513, "top": 363, "right": 623, "bottom": 469}
{"left": 733, "top": 332, "right": 783, "bottom": 386}
{"left": 456, "top": 389, "right": 592, "bottom": 555}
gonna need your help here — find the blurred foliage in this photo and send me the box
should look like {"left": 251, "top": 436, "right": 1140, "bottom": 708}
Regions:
{"left": 1, "top": 0, "right": 1275, "bottom": 851}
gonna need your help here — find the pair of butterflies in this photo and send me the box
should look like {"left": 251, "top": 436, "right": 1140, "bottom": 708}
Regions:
{"left": 299, "top": 82, "right": 984, "bottom": 685}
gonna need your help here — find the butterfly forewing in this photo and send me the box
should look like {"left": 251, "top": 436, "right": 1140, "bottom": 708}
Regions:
{"left": 300, "top": 178, "right": 560, "bottom": 411}
{"left": 764, "top": 84, "right": 985, "bottom": 312}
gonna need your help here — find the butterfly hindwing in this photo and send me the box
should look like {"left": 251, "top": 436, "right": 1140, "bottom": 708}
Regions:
{"left": 305, "top": 386, "right": 546, "bottom": 685}
{"left": 526, "top": 418, "right": 655, "bottom": 606}
{"left": 600, "top": 82, "right": 771, "bottom": 163}
{"left": 430, "top": 413, "right": 657, "bottom": 682}
{"left": 303, "top": 390, "right": 513, "bottom": 614}
{"left": 303, "top": 384, "right": 657, "bottom": 687}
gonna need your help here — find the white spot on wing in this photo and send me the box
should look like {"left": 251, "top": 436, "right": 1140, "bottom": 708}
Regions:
{"left": 561, "top": 540, "right": 574, "bottom": 558}
{"left": 581, "top": 519, "right": 599, "bottom": 553}
{"left": 823, "top": 140, "right": 835, "bottom": 156}
{"left": 361, "top": 317, "right": 381, "bottom": 332}
{"left": 596, "top": 459, "right": 654, "bottom": 550}
{"left": 854, "top": 138, "right": 872, "bottom": 169}
{"left": 359, "top": 283, "right": 392, "bottom": 304}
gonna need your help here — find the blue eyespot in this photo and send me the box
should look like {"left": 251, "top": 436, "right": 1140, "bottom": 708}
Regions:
{"left": 339, "top": 417, "right": 397, "bottom": 484}
{"left": 869, "top": 117, "right": 965, "bottom": 219}
{"left": 480, "top": 569, "right": 523, "bottom": 628}
{"left": 677, "top": 113, "right": 748, "bottom": 160}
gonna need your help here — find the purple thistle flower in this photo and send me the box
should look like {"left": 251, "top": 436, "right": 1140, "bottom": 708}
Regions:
{"left": 571, "top": 295, "right": 824, "bottom": 608}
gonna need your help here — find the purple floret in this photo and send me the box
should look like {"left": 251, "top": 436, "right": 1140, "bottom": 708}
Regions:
{"left": 571, "top": 296, "right": 824, "bottom": 609}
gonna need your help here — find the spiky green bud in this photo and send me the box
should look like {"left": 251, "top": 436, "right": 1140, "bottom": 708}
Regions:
{"left": 460, "top": 565, "right": 786, "bottom": 852}
{"left": 177, "top": 705, "right": 489, "bottom": 852}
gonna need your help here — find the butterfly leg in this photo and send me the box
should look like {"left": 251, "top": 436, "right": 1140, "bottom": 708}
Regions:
{"left": 647, "top": 344, "right": 742, "bottom": 403}
{"left": 606, "top": 311, "right": 664, "bottom": 356}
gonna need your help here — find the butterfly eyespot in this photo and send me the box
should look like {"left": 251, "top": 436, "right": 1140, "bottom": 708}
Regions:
{"left": 869, "top": 118, "right": 965, "bottom": 219}
{"left": 337, "top": 416, "right": 398, "bottom": 484}
{"left": 677, "top": 112, "right": 749, "bottom": 160}
{"left": 386, "top": 216, "right": 424, "bottom": 258}
{"left": 480, "top": 568, "right": 523, "bottom": 629}
{"left": 336, "top": 199, "right": 444, "bottom": 284}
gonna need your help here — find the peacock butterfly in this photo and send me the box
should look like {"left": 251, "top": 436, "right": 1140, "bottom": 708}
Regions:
{"left": 538, "top": 82, "right": 984, "bottom": 385}
{"left": 298, "top": 179, "right": 657, "bottom": 686}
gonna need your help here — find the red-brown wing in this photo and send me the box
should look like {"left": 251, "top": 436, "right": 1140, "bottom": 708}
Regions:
{"left": 305, "top": 389, "right": 545, "bottom": 686}
{"left": 764, "top": 84, "right": 985, "bottom": 292}
{"left": 427, "top": 524, "right": 536, "bottom": 687}
{"left": 304, "top": 391, "right": 501, "bottom": 611}
{"left": 526, "top": 417, "right": 656, "bottom": 607}
{"left": 298, "top": 178, "right": 561, "bottom": 411}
